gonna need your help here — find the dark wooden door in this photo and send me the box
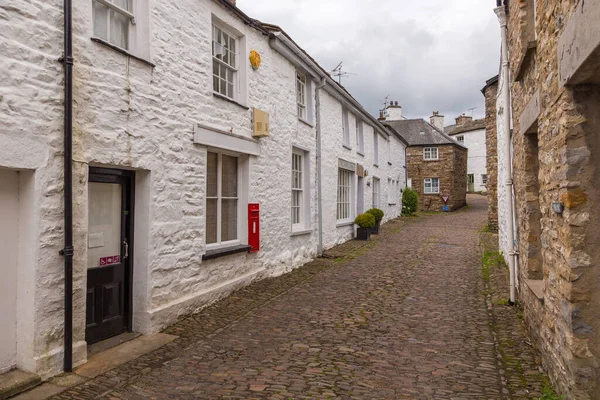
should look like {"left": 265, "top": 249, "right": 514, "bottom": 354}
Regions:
{"left": 86, "top": 168, "right": 134, "bottom": 345}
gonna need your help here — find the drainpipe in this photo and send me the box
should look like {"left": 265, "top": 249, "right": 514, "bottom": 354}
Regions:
{"left": 495, "top": 3, "right": 517, "bottom": 304}
{"left": 316, "top": 77, "right": 326, "bottom": 256}
{"left": 59, "top": 0, "right": 74, "bottom": 372}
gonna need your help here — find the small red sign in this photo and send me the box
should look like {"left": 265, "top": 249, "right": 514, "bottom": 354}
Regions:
{"left": 99, "top": 255, "right": 121, "bottom": 266}
{"left": 441, "top": 195, "right": 450, "bottom": 204}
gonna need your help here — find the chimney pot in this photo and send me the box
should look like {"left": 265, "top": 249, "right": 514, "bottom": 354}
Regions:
{"left": 430, "top": 111, "right": 445, "bottom": 131}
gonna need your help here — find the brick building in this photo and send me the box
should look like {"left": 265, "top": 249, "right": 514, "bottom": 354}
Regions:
{"left": 384, "top": 109, "right": 468, "bottom": 212}
{"left": 495, "top": 0, "right": 600, "bottom": 398}
{"left": 482, "top": 75, "right": 499, "bottom": 232}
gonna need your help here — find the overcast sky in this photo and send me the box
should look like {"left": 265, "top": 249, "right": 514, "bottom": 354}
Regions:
{"left": 237, "top": 0, "right": 500, "bottom": 123}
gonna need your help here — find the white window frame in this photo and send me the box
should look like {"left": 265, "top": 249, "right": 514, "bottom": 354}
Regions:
{"left": 424, "top": 178, "right": 440, "bottom": 194}
{"left": 372, "top": 177, "right": 380, "bottom": 208}
{"left": 206, "top": 151, "right": 243, "bottom": 249}
{"left": 373, "top": 132, "right": 379, "bottom": 166}
{"left": 482, "top": 174, "right": 488, "bottom": 185}
{"left": 356, "top": 119, "right": 364, "bottom": 155}
{"left": 423, "top": 147, "right": 439, "bottom": 160}
{"left": 291, "top": 148, "right": 311, "bottom": 232}
{"left": 297, "top": 73, "right": 307, "bottom": 121}
{"left": 337, "top": 167, "right": 354, "bottom": 221}
{"left": 457, "top": 135, "right": 464, "bottom": 143}
{"left": 212, "top": 24, "right": 239, "bottom": 100}
{"left": 342, "top": 109, "right": 351, "bottom": 149}
{"left": 92, "top": 0, "right": 134, "bottom": 51}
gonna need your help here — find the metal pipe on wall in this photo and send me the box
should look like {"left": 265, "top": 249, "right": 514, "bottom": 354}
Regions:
{"left": 316, "top": 78, "right": 326, "bottom": 256}
{"left": 495, "top": 3, "right": 517, "bottom": 304}
{"left": 60, "top": 0, "right": 74, "bottom": 372}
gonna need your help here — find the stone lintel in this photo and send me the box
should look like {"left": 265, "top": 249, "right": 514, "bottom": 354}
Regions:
{"left": 519, "top": 90, "right": 541, "bottom": 135}
{"left": 559, "top": 0, "right": 600, "bottom": 86}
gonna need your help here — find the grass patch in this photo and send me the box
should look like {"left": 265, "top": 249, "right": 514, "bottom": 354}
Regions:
{"left": 482, "top": 251, "right": 505, "bottom": 282}
{"left": 494, "top": 297, "right": 511, "bottom": 306}
{"left": 482, "top": 224, "right": 490, "bottom": 233}
{"left": 536, "top": 386, "right": 565, "bottom": 400}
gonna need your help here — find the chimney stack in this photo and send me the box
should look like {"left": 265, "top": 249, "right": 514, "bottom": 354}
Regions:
{"left": 385, "top": 101, "right": 403, "bottom": 121}
{"left": 227, "top": 0, "right": 237, "bottom": 5}
{"left": 430, "top": 111, "right": 445, "bottom": 132}
{"left": 455, "top": 113, "right": 473, "bottom": 126}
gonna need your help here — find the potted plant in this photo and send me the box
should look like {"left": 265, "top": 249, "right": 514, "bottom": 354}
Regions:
{"left": 354, "top": 213, "right": 376, "bottom": 241}
{"left": 366, "top": 208, "right": 384, "bottom": 234}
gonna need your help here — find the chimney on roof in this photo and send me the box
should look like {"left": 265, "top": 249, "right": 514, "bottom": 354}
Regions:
{"left": 430, "top": 111, "right": 445, "bottom": 131}
{"left": 455, "top": 113, "right": 473, "bottom": 126}
{"left": 227, "top": 0, "right": 237, "bottom": 5}
{"left": 385, "top": 101, "right": 403, "bottom": 121}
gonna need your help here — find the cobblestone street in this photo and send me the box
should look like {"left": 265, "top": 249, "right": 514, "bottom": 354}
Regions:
{"left": 52, "top": 195, "right": 546, "bottom": 399}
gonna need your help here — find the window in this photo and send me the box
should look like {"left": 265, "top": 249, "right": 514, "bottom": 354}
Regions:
{"left": 297, "top": 73, "right": 307, "bottom": 120}
{"left": 423, "top": 147, "right": 439, "bottom": 160}
{"left": 457, "top": 135, "right": 464, "bottom": 143}
{"left": 212, "top": 25, "right": 238, "bottom": 99}
{"left": 356, "top": 119, "right": 364, "bottom": 154}
{"left": 206, "top": 152, "right": 239, "bottom": 246}
{"left": 373, "top": 132, "right": 379, "bottom": 166}
{"left": 424, "top": 178, "right": 440, "bottom": 194}
{"left": 93, "top": 0, "right": 133, "bottom": 50}
{"left": 291, "top": 148, "right": 310, "bottom": 232}
{"left": 482, "top": 174, "right": 488, "bottom": 185}
{"left": 372, "top": 178, "right": 380, "bottom": 208}
{"left": 342, "top": 109, "right": 350, "bottom": 148}
{"left": 337, "top": 168, "right": 353, "bottom": 220}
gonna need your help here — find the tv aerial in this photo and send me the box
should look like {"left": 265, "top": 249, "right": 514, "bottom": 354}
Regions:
{"left": 467, "top": 107, "right": 478, "bottom": 117}
{"left": 331, "top": 62, "right": 356, "bottom": 85}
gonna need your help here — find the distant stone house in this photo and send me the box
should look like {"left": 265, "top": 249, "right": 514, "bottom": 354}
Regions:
{"left": 494, "top": 0, "right": 600, "bottom": 398}
{"left": 0, "top": 0, "right": 406, "bottom": 381}
{"left": 382, "top": 106, "right": 468, "bottom": 212}
{"left": 445, "top": 115, "right": 488, "bottom": 193}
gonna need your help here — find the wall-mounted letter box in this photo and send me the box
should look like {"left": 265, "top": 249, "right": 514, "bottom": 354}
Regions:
{"left": 248, "top": 203, "right": 260, "bottom": 253}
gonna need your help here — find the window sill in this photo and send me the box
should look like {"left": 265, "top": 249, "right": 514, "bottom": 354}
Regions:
{"left": 423, "top": 159, "right": 439, "bottom": 162}
{"left": 336, "top": 220, "right": 354, "bottom": 228}
{"left": 514, "top": 40, "right": 537, "bottom": 83}
{"left": 357, "top": 151, "right": 365, "bottom": 157}
{"left": 91, "top": 37, "right": 155, "bottom": 68}
{"left": 202, "top": 244, "right": 252, "bottom": 261}
{"left": 213, "top": 92, "right": 250, "bottom": 110}
{"left": 525, "top": 279, "right": 544, "bottom": 303}
{"left": 388, "top": 161, "right": 392, "bottom": 166}
{"left": 373, "top": 164, "right": 379, "bottom": 168}
{"left": 291, "top": 228, "right": 313, "bottom": 237}
{"left": 388, "top": 203, "right": 397, "bottom": 206}
{"left": 342, "top": 144, "right": 352, "bottom": 150}
{"left": 299, "top": 118, "right": 314, "bottom": 128}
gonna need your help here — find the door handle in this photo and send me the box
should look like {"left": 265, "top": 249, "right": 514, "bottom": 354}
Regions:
{"left": 123, "top": 239, "right": 129, "bottom": 259}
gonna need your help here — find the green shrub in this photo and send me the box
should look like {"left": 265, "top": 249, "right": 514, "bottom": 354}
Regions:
{"left": 366, "top": 208, "right": 384, "bottom": 222}
{"left": 354, "top": 213, "right": 376, "bottom": 229}
{"left": 402, "top": 188, "right": 418, "bottom": 215}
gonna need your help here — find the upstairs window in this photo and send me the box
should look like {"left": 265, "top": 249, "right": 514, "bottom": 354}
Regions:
{"left": 373, "top": 132, "right": 379, "bottom": 166}
{"left": 356, "top": 119, "right": 364, "bottom": 154}
{"left": 482, "top": 174, "right": 488, "bottom": 185}
{"left": 457, "top": 135, "right": 464, "bottom": 143}
{"left": 297, "top": 73, "right": 307, "bottom": 121}
{"left": 93, "top": 0, "right": 133, "bottom": 50}
{"left": 212, "top": 25, "right": 238, "bottom": 99}
{"left": 342, "top": 109, "right": 350, "bottom": 148}
{"left": 423, "top": 147, "right": 439, "bottom": 160}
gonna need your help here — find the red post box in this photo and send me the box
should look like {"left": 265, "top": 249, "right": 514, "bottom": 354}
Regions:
{"left": 248, "top": 203, "right": 260, "bottom": 253}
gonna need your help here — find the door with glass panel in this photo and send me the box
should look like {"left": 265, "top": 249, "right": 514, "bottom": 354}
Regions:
{"left": 467, "top": 174, "right": 475, "bottom": 192}
{"left": 86, "top": 168, "right": 134, "bottom": 344}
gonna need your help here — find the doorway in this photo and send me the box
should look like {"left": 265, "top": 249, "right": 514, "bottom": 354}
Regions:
{"left": 357, "top": 177, "right": 364, "bottom": 214}
{"left": 467, "top": 174, "right": 475, "bottom": 192}
{"left": 86, "top": 168, "right": 135, "bottom": 345}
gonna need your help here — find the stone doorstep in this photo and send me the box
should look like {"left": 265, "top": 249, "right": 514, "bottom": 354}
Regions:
{"left": 0, "top": 370, "right": 41, "bottom": 400}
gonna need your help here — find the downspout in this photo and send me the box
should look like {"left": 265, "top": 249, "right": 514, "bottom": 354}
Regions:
{"left": 316, "top": 77, "right": 327, "bottom": 256}
{"left": 495, "top": 3, "right": 518, "bottom": 304}
{"left": 59, "top": 0, "right": 74, "bottom": 372}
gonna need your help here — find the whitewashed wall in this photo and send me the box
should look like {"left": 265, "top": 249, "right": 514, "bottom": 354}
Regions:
{"left": 0, "top": 0, "right": 405, "bottom": 379}
{"left": 458, "top": 128, "right": 488, "bottom": 192}
{"left": 496, "top": 66, "right": 512, "bottom": 260}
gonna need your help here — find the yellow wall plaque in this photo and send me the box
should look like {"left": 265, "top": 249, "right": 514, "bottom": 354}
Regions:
{"left": 249, "top": 50, "right": 261, "bottom": 70}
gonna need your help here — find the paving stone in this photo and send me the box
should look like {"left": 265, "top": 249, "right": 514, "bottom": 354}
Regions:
{"left": 51, "top": 195, "right": 545, "bottom": 399}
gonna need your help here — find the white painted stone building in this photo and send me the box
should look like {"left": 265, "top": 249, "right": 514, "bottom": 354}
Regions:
{"left": 444, "top": 115, "right": 488, "bottom": 193}
{"left": 0, "top": 0, "right": 406, "bottom": 379}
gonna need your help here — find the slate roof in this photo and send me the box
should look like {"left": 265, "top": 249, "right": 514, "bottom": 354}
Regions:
{"left": 444, "top": 118, "right": 486, "bottom": 136}
{"left": 384, "top": 119, "right": 465, "bottom": 148}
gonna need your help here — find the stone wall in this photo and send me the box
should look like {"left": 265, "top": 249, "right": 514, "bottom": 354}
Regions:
{"left": 484, "top": 80, "right": 499, "bottom": 233}
{"left": 406, "top": 144, "right": 467, "bottom": 212}
{"left": 504, "top": 0, "right": 600, "bottom": 398}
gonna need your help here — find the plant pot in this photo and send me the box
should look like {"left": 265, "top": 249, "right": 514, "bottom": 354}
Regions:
{"left": 371, "top": 220, "right": 381, "bottom": 235}
{"left": 356, "top": 227, "right": 371, "bottom": 240}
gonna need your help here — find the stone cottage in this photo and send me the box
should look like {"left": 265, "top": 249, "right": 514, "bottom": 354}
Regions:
{"left": 482, "top": 75, "right": 499, "bottom": 233}
{"left": 494, "top": 0, "right": 600, "bottom": 398}
{"left": 445, "top": 114, "right": 488, "bottom": 193}
{"left": 383, "top": 106, "right": 468, "bottom": 212}
{"left": 0, "top": 0, "right": 406, "bottom": 382}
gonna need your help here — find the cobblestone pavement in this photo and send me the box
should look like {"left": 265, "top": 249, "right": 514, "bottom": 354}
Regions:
{"left": 52, "top": 195, "right": 546, "bottom": 399}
